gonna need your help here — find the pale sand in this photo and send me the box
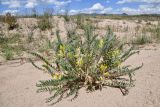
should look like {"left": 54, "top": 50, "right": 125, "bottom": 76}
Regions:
{"left": 0, "top": 44, "right": 160, "bottom": 107}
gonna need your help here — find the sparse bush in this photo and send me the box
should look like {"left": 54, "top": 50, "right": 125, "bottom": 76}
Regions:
{"left": 76, "top": 15, "right": 84, "bottom": 29}
{"left": 30, "top": 26, "right": 142, "bottom": 105}
{"left": 150, "top": 24, "right": 160, "bottom": 41}
{"left": 132, "top": 34, "right": 152, "bottom": 45}
{"left": 31, "top": 8, "right": 38, "bottom": 18}
{"left": 3, "top": 46, "right": 14, "bottom": 60}
{"left": 154, "top": 26, "right": 160, "bottom": 40}
{"left": 141, "top": 24, "right": 160, "bottom": 42}
{"left": 63, "top": 10, "right": 70, "bottom": 22}
{"left": 0, "top": 16, "right": 3, "bottom": 22}
{"left": 38, "top": 14, "right": 52, "bottom": 31}
{"left": 146, "top": 22, "right": 152, "bottom": 25}
{"left": 27, "top": 31, "right": 34, "bottom": 43}
{"left": 0, "top": 33, "right": 20, "bottom": 47}
{"left": 38, "top": 39, "right": 53, "bottom": 53}
{"left": 0, "top": 33, "right": 23, "bottom": 60}
{"left": 38, "top": 18, "right": 52, "bottom": 31}
{"left": 43, "top": 8, "right": 54, "bottom": 18}
{"left": 63, "top": 15, "right": 70, "bottom": 22}
{"left": 4, "top": 12, "right": 18, "bottom": 30}
{"left": 137, "top": 19, "right": 142, "bottom": 24}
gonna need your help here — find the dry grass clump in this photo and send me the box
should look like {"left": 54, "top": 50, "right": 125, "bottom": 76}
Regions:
{"left": 37, "top": 13, "right": 53, "bottom": 31}
{"left": 0, "top": 15, "right": 3, "bottom": 22}
{"left": 141, "top": 23, "right": 160, "bottom": 42}
{"left": 0, "top": 33, "right": 23, "bottom": 60}
{"left": 96, "top": 14, "right": 160, "bottom": 21}
{"left": 38, "top": 18, "right": 52, "bottom": 31}
{"left": 149, "top": 24, "right": 160, "bottom": 41}
{"left": 132, "top": 34, "right": 152, "bottom": 45}
{"left": 76, "top": 15, "right": 85, "bottom": 29}
{"left": 4, "top": 12, "right": 18, "bottom": 30}
{"left": 2, "top": 46, "right": 14, "bottom": 60}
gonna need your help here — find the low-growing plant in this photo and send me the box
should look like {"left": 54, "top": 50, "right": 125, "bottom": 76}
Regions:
{"left": 132, "top": 34, "right": 152, "bottom": 45}
{"left": 38, "top": 15, "right": 52, "bottom": 31}
{"left": 31, "top": 8, "right": 38, "bottom": 18}
{"left": 150, "top": 25, "right": 160, "bottom": 41}
{"left": 30, "top": 26, "right": 142, "bottom": 105}
{"left": 0, "top": 33, "right": 24, "bottom": 60}
{"left": 38, "top": 39, "right": 53, "bottom": 53}
{"left": 0, "top": 15, "right": 4, "bottom": 22}
{"left": 137, "top": 19, "right": 142, "bottom": 24}
{"left": 154, "top": 26, "right": 160, "bottom": 40}
{"left": 27, "top": 31, "right": 34, "bottom": 43}
{"left": 76, "top": 15, "right": 84, "bottom": 29}
{"left": 3, "top": 46, "right": 14, "bottom": 60}
{"left": 63, "top": 9, "right": 70, "bottom": 22}
{"left": 0, "top": 33, "right": 20, "bottom": 47}
{"left": 4, "top": 12, "right": 18, "bottom": 30}
{"left": 141, "top": 23, "right": 160, "bottom": 42}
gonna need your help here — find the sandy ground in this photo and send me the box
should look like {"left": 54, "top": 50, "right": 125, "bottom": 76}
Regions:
{"left": 0, "top": 44, "right": 160, "bottom": 107}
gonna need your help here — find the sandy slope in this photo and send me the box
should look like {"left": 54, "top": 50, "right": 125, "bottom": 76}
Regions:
{"left": 0, "top": 44, "right": 160, "bottom": 107}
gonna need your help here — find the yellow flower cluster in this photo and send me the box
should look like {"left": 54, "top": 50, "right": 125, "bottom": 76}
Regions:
{"left": 76, "top": 57, "right": 83, "bottom": 66}
{"left": 103, "top": 72, "right": 109, "bottom": 77}
{"left": 67, "top": 52, "right": 74, "bottom": 58}
{"left": 99, "top": 64, "right": 110, "bottom": 77}
{"left": 57, "top": 45, "right": 65, "bottom": 57}
{"left": 52, "top": 72, "right": 63, "bottom": 80}
{"left": 106, "top": 49, "right": 121, "bottom": 67}
{"left": 100, "top": 64, "right": 108, "bottom": 72}
{"left": 75, "top": 47, "right": 81, "bottom": 58}
{"left": 114, "top": 60, "right": 121, "bottom": 67}
{"left": 107, "top": 49, "right": 120, "bottom": 58}
{"left": 112, "top": 49, "right": 120, "bottom": 57}
{"left": 100, "top": 72, "right": 109, "bottom": 80}
{"left": 99, "top": 39, "right": 104, "bottom": 48}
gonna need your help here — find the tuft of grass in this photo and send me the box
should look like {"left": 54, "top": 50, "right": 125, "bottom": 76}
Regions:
{"left": 27, "top": 32, "right": 34, "bottom": 43}
{"left": 141, "top": 23, "right": 160, "bottom": 42}
{"left": 4, "top": 12, "right": 18, "bottom": 30}
{"left": 0, "top": 33, "right": 24, "bottom": 60}
{"left": 3, "top": 46, "right": 14, "bottom": 60}
{"left": 38, "top": 39, "right": 53, "bottom": 53}
{"left": 0, "top": 16, "right": 4, "bottom": 22}
{"left": 154, "top": 26, "right": 160, "bottom": 40}
{"left": 150, "top": 25, "right": 160, "bottom": 41}
{"left": 37, "top": 14, "right": 52, "bottom": 31}
{"left": 63, "top": 10, "right": 70, "bottom": 22}
{"left": 132, "top": 34, "right": 152, "bottom": 45}
{"left": 76, "top": 15, "right": 84, "bottom": 29}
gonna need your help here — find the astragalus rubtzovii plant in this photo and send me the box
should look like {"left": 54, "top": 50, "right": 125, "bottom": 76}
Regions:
{"left": 30, "top": 25, "right": 142, "bottom": 105}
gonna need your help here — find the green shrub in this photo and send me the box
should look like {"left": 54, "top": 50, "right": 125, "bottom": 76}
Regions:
{"left": 38, "top": 39, "right": 53, "bottom": 53}
{"left": 3, "top": 46, "right": 14, "bottom": 60}
{"left": 4, "top": 12, "right": 18, "bottom": 30}
{"left": 142, "top": 23, "right": 160, "bottom": 42}
{"left": 76, "top": 15, "right": 84, "bottom": 29}
{"left": 0, "top": 33, "right": 23, "bottom": 60}
{"left": 63, "top": 15, "right": 70, "bottom": 22}
{"left": 0, "top": 16, "right": 3, "bottom": 22}
{"left": 0, "top": 33, "right": 20, "bottom": 47}
{"left": 132, "top": 34, "right": 152, "bottom": 45}
{"left": 63, "top": 10, "right": 70, "bottom": 22}
{"left": 151, "top": 25, "right": 160, "bottom": 41}
{"left": 27, "top": 32, "right": 34, "bottom": 43}
{"left": 38, "top": 17, "right": 52, "bottom": 31}
{"left": 30, "top": 26, "right": 142, "bottom": 105}
{"left": 154, "top": 26, "right": 160, "bottom": 40}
